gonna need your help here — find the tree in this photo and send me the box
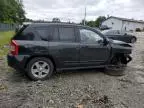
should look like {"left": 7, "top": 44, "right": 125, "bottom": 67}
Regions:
{"left": 0, "top": 0, "right": 7, "bottom": 22}
{"left": 0, "top": 0, "right": 26, "bottom": 24}
{"left": 80, "top": 16, "right": 106, "bottom": 28}
{"left": 94, "top": 16, "right": 106, "bottom": 27}
{"left": 87, "top": 21, "right": 95, "bottom": 27}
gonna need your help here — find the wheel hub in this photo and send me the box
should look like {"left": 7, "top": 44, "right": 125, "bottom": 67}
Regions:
{"left": 31, "top": 61, "right": 50, "bottom": 78}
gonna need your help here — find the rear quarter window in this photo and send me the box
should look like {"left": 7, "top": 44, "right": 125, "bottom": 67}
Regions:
{"left": 13, "top": 26, "right": 39, "bottom": 41}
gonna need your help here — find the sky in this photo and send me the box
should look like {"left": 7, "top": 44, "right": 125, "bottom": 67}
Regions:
{"left": 23, "top": 0, "right": 144, "bottom": 23}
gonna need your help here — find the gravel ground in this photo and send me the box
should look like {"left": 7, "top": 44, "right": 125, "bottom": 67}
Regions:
{"left": 0, "top": 32, "right": 144, "bottom": 108}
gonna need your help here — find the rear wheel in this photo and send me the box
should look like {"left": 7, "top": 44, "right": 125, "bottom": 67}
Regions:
{"left": 27, "top": 57, "right": 54, "bottom": 81}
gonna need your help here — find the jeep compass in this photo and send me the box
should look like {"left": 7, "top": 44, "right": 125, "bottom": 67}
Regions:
{"left": 7, "top": 23, "right": 132, "bottom": 80}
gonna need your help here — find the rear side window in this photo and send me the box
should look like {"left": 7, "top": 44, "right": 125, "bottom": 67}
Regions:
{"left": 14, "top": 26, "right": 38, "bottom": 40}
{"left": 49, "top": 27, "right": 59, "bottom": 41}
{"left": 59, "top": 27, "right": 75, "bottom": 42}
{"left": 36, "top": 26, "right": 59, "bottom": 41}
{"left": 36, "top": 27, "right": 52, "bottom": 41}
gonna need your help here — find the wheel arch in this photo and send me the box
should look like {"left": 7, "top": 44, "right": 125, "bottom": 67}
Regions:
{"left": 24, "top": 55, "right": 56, "bottom": 70}
{"left": 132, "top": 36, "right": 137, "bottom": 42}
{"left": 109, "top": 53, "right": 131, "bottom": 65}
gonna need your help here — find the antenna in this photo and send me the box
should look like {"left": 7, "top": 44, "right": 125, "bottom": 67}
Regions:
{"left": 84, "top": 0, "right": 87, "bottom": 25}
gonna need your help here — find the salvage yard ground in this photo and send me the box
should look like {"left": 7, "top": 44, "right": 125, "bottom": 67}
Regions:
{"left": 0, "top": 32, "right": 144, "bottom": 108}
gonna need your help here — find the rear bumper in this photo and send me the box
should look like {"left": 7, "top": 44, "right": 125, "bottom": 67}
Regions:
{"left": 7, "top": 54, "right": 29, "bottom": 71}
{"left": 7, "top": 54, "right": 21, "bottom": 70}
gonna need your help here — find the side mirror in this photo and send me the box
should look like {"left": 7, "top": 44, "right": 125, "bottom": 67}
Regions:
{"left": 98, "top": 38, "right": 108, "bottom": 45}
{"left": 97, "top": 39, "right": 103, "bottom": 44}
{"left": 103, "top": 38, "right": 109, "bottom": 45}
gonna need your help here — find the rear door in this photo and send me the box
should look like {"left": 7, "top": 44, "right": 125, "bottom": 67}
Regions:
{"left": 48, "top": 25, "right": 80, "bottom": 69}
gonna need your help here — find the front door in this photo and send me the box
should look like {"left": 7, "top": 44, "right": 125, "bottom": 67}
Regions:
{"left": 78, "top": 27, "right": 110, "bottom": 66}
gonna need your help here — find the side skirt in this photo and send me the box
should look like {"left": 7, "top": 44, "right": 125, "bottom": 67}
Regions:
{"left": 56, "top": 65, "right": 106, "bottom": 71}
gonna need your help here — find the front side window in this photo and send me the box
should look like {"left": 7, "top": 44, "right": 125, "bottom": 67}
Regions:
{"left": 80, "top": 29, "right": 103, "bottom": 43}
{"left": 59, "top": 27, "right": 75, "bottom": 42}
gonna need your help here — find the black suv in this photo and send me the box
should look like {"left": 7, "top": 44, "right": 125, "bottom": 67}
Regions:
{"left": 7, "top": 23, "right": 132, "bottom": 80}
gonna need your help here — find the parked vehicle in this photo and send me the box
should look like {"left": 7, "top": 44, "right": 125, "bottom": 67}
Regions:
{"left": 99, "top": 25, "right": 111, "bottom": 30}
{"left": 7, "top": 23, "right": 132, "bottom": 81}
{"left": 52, "top": 18, "right": 61, "bottom": 23}
{"left": 102, "top": 30, "right": 137, "bottom": 43}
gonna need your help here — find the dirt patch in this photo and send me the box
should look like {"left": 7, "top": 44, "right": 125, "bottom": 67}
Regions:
{"left": 0, "top": 32, "right": 144, "bottom": 107}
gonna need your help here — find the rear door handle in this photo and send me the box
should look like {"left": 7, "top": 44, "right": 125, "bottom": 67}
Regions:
{"left": 76, "top": 47, "right": 80, "bottom": 50}
{"left": 81, "top": 45, "right": 89, "bottom": 48}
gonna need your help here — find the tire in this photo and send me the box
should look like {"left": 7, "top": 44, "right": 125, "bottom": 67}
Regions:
{"left": 26, "top": 57, "right": 54, "bottom": 81}
{"left": 104, "top": 56, "right": 127, "bottom": 76}
{"left": 104, "top": 66, "right": 126, "bottom": 76}
{"left": 131, "top": 37, "right": 136, "bottom": 43}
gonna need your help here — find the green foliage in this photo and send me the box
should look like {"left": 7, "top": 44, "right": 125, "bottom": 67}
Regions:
{"left": 0, "top": 31, "right": 14, "bottom": 58}
{"left": 87, "top": 21, "right": 95, "bottom": 27}
{"left": 0, "top": 0, "right": 25, "bottom": 24}
{"left": 135, "top": 28, "right": 141, "bottom": 32}
{"left": 94, "top": 16, "right": 106, "bottom": 27}
{"left": 81, "top": 16, "right": 106, "bottom": 28}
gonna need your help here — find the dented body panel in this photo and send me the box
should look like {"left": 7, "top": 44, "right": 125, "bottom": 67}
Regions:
{"left": 7, "top": 23, "right": 133, "bottom": 71}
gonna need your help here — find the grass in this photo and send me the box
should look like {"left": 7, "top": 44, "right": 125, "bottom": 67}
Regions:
{"left": 0, "top": 31, "right": 15, "bottom": 58}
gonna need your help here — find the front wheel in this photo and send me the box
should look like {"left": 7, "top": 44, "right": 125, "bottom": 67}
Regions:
{"left": 104, "top": 65, "right": 126, "bottom": 76}
{"left": 27, "top": 57, "right": 54, "bottom": 81}
{"left": 104, "top": 56, "right": 127, "bottom": 76}
{"left": 131, "top": 37, "right": 136, "bottom": 43}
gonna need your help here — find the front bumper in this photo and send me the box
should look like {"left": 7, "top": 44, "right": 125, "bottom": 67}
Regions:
{"left": 124, "top": 54, "right": 132, "bottom": 63}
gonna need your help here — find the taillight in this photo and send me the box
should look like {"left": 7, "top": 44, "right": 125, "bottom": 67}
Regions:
{"left": 10, "top": 40, "right": 19, "bottom": 55}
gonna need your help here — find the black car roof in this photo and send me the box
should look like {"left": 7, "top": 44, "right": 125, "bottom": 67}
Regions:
{"left": 26, "top": 22, "right": 105, "bottom": 39}
{"left": 28, "top": 22, "right": 104, "bottom": 36}
{"left": 29, "top": 23, "right": 86, "bottom": 28}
